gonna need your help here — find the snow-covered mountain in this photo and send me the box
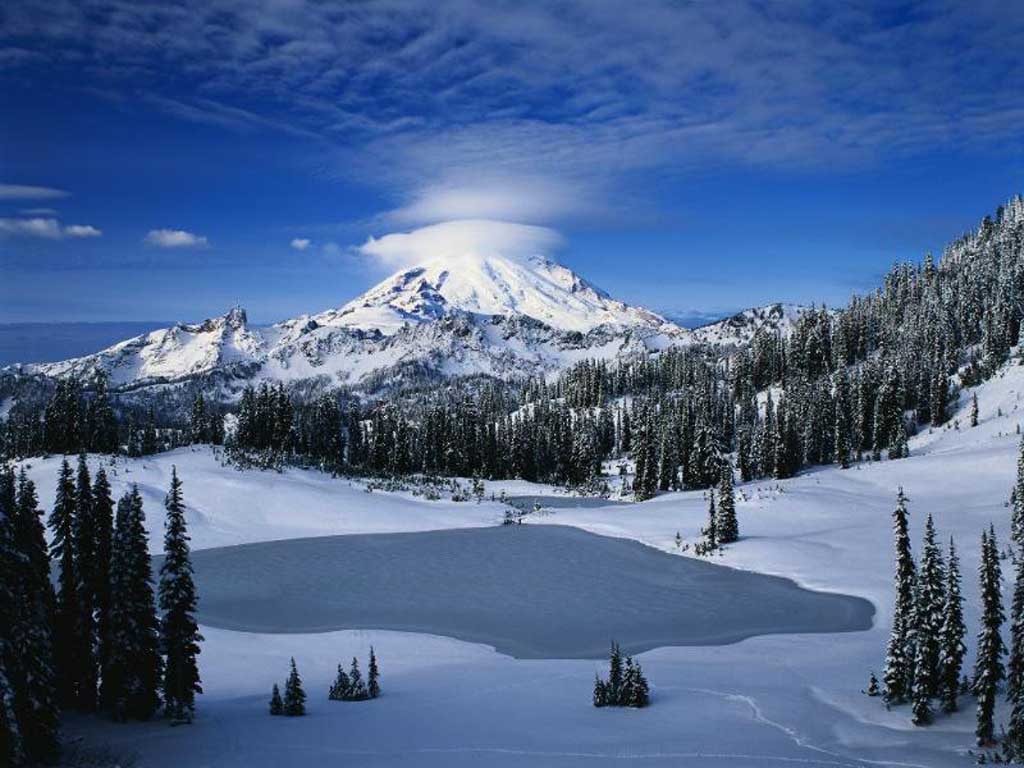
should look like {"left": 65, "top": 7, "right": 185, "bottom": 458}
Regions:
{"left": 5, "top": 253, "right": 803, "bottom": 396}
{"left": 686, "top": 303, "right": 811, "bottom": 346}
{"left": 7, "top": 253, "right": 683, "bottom": 394}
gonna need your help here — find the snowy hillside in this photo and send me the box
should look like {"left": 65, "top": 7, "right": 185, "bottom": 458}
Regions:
{"left": 686, "top": 302, "right": 811, "bottom": 346}
{"left": 23, "top": 356, "right": 1024, "bottom": 767}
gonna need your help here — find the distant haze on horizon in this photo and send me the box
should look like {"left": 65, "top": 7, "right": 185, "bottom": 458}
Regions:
{"left": 2, "top": 1, "right": 1023, "bottom": 324}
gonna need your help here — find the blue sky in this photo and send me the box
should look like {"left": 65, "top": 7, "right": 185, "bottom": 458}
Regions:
{"left": 1, "top": 0, "right": 1023, "bottom": 324}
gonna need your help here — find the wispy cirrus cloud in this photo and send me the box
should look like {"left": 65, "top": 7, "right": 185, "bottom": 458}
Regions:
{"left": 4, "top": 1, "right": 1023, "bottom": 226}
{"left": 0, "top": 217, "right": 101, "bottom": 239}
{"left": 144, "top": 228, "right": 208, "bottom": 248}
{"left": 0, "top": 183, "right": 69, "bottom": 200}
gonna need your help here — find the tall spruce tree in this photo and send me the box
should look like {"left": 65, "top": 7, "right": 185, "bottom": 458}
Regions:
{"left": 158, "top": 467, "right": 203, "bottom": 722}
{"left": 91, "top": 468, "right": 114, "bottom": 684}
{"left": 911, "top": 513, "right": 945, "bottom": 725}
{"left": 103, "top": 488, "right": 162, "bottom": 720}
{"left": 883, "top": 488, "right": 916, "bottom": 704}
{"left": 1, "top": 466, "right": 24, "bottom": 766}
{"left": 974, "top": 526, "right": 1006, "bottom": 746}
{"left": 1007, "top": 538, "right": 1024, "bottom": 757}
{"left": 1013, "top": 437, "right": 1024, "bottom": 549}
{"left": 10, "top": 472, "right": 60, "bottom": 763}
{"left": 938, "top": 537, "right": 966, "bottom": 714}
{"left": 716, "top": 463, "right": 739, "bottom": 544}
{"left": 283, "top": 658, "right": 306, "bottom": 716}
{"left": 72, "top": 455, "right": 98, "bottom": 711}
{"left": 367, "top": 647, "right": 380, "bottom": 699}
{"left": 48, "top": 458, "right": 80, "bottom": 709}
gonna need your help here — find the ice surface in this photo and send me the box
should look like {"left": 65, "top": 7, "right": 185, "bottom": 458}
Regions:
{"left": 161, "top": 525, "right": 872, "bottom": 658}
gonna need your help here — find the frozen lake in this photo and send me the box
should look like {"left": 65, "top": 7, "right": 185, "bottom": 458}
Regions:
{"left": 172, "top": 525, "right": 873, "bottom": 659}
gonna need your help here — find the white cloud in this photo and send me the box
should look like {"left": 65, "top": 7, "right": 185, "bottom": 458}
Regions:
{"left": 0, "top": 184, "right": 69, "bottom": 200}
{"left": 358, "top": 219, "right": 563, "bottom": 271}
{"left": 384, "top": 176, "right": 599, "bottom": 227}
{"left": 20, "top": 207, "right": 58, "bottom": 216}
{"left": 0, "top": 217, "right": 63, "bottom": 238}
{"left": 290, "top": 237, "right": 311, "bottom": 251}
{"left": 65, "top": 224, "right": 103, "bottom": 238}
{"left": 144, "top": 228, "right": 209, "bottom": 248}
{"left": 0, "top": 217, "right": 102, "bottom": 239}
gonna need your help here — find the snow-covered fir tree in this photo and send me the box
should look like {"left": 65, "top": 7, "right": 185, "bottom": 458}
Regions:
{"left": 283, "top": 658, "right": 306, "bottom": 716}
{"left": 158, "top": 467, "right": 203, "bottom": 722}
{"left": 938, "top": 537, "right": 966, "bottom": 714}
{"left": 716, "top": 463, "right": 739, "bottom": 544}
{"left": 974, "top": 526, "right": 1005, "bottom": 746}
{"left": 911, "top": 514, "right": 945, "bottom": 725}
{"left": 883, "top": 488, "right": 916, "bottom": 704}
{"left": 48, "top": 458, "right": 81, "bottom": 710}
{"left": 103, "top": 488, "right": 162, "bottom": 720}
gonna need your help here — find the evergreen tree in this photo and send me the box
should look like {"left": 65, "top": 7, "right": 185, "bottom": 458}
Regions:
{"left": 347, "top": 657, "right": 367, "bottom": 700}
{"left": 974, "top": 527, "right": 1005, "bottom": 746}
{"left": 48, "top": 458, "right": 81, "bottom": 709}
{"left": 92, "top": 468, "right": 114, "bottom": 684}
{"left": 72, "top": 454, "right": 98, "bottom": 711}
{"left": 716, "top": 463, "right": 739, "bottom": 544}
{"left": 866, "top": 672, "right": 880, "bottom": 697}
{"left": 938, "top": 537, "right": 966, "bottom": 714}
{"left": 883, "top": 488, "right": 916, "bottom": 704}
{"left": 368, "top": 647, "right": 380, "bottom": 699}
{"left": 283, "top": 658, "right": 306, "bottom": 716}
{"left": 10, "top": 472, "right": 60, "bottom": 763}
{"left": 701, "top": 490, "right": 718, "bottom": 552}
{"left": 328, "top": 665, "right": 351, "bottom": 701}
{"left": 1007, "top": 538, "right": 1024, "bottom": 757}
{"left": 911, "top": 514, "right": 945, "bottom": 725}
{"left": 592, "top": 674, "right": 607, "bottom": 707}
{"left": 103, "top": 488, "right": 162, "bottom": 720}
{"left": 607, "top": 642, "right": 623, "bottom": 704}
{"left": 158, "top": 467, "right": 203, "bottom": 722}
{"left": 971, "top": 393, "right": 979, "bottom": 427}
{"left": 269, "top": 683, "right": 283, "bottom": 716}
{"left": 1013, "top": 437, "right": 1024, "bottom": 549}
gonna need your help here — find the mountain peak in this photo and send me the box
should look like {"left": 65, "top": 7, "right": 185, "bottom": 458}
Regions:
{"left": 321, "top": 252, "right": 669, "bottom": 335}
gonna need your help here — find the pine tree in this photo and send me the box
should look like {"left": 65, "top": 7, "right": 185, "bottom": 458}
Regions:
{"left": 716, "top": 463, "right": 739, "bottom": 544}
{"left": 283, "top": 658, "right": 306, "bottom": 716}
{"left": 103, "top": 488, "right": 162, "bottom": 720}
{"left": 607, "top": 642, "right": 623, "bottom": 704}
{"left": 348, "top": 657, "right": 367, "bottom": 700}
{"left": 701, "top": 490, "right": 718, "bottom": 553}
{"left": 48, "top": 458, "right": 80, "bottom": 709}
{"left": 1013, "top": 437, "right": 1024, "bottom": 549}
{"left": 971, "top": 393, "right": 979, "bottom": 427}
{"left": 328, "top": 665, "right": 351, "bottom": 701}
{"left": 1007, "top": 539, "right": 1024, "bottom": 757}
{"left": 592, "top": 674, "right": 607, "bottom": 707}
{"left": 883, "top": 488, "right": 916, "bottom": 704}
{"left": 72, "top": 454, "right": 98, "bottom": 712}
{"left": 911, "top": 514, "right": 945, "bottom": 725}
{"left": 1, "top": 467, "right": 25, "bottom": 766}
{"left": 367, "top": 647, "right": 380, "bottom": 699}
{"left": 269, "top": 683, "right": 283, "bottom": 715}
{"left": 974, "top": 527, "right": 1005, "bottom": 746}
{"left": 92, "top": 468, "right": 114, "bottom": 684}
{"left": 938, "top": 537, "right": 966, "bottom": 714}
{"left": 10, "top": 471, "right": 60, "bottom": 763}
{"left": 159, "top": 467, "right": 203, "bottom": 722}
{"left": 866, "top": 672, "right": 880, "bottom": 697}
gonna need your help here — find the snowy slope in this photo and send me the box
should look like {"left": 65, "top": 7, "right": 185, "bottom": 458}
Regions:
{"left": 686, "top": 302, "right": 811, "bottom": 346}
{"left": 32, "top": 359, "right": 1024, "bottom": 768}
